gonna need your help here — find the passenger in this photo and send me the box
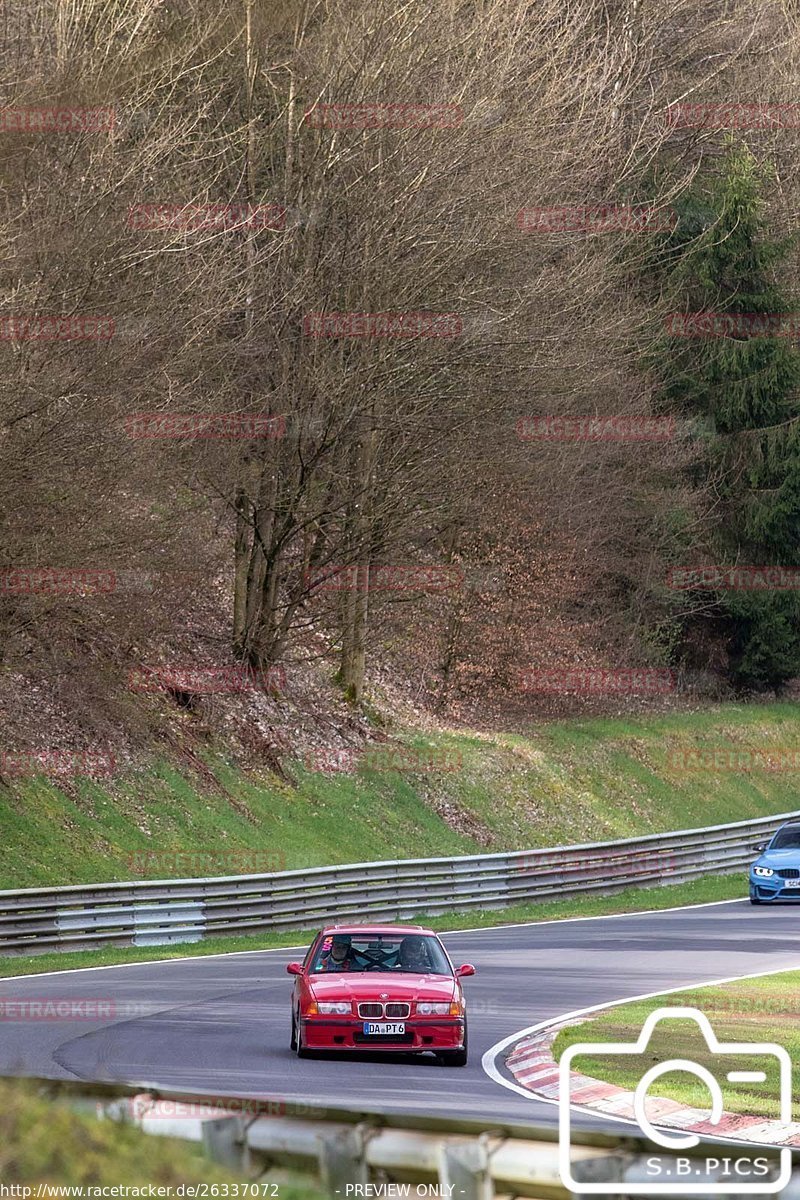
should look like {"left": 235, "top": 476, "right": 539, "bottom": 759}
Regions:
{"left": 398, "top": 934, "right": 430, "bottom": 972}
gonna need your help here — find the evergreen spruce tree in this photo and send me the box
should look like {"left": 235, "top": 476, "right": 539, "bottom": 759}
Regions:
{"left": 661, "top": 144, "right": 800, "bottom": 686}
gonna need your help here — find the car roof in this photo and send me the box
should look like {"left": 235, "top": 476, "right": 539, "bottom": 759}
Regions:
{"left": 320, "top": 923, "right": 435, "bottom": 936}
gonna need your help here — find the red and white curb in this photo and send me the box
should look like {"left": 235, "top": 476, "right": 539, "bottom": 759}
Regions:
{"left": 506, "top": 1019, "right": 800, "bottom": 1147}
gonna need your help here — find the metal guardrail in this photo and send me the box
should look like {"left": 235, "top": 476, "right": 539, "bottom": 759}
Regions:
{"left": 75, "top": 1080, "right": 800, "bottom": 1198}
{"left": 0, "top": 809, "right": 793, "bottom": 956}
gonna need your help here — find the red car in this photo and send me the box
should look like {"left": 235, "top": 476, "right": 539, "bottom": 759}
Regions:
{"left": 287, "top": 923, "right": 475, "bottom": 1066}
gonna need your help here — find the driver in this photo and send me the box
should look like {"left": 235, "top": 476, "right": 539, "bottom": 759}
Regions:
{"left": 319, "top": 934, "right": 354, "bottom": 971}
{"left": 398, "top": 934, "right": 430, "bottom": 972}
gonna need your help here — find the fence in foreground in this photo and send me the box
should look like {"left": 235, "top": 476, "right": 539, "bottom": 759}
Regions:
{"left": 93, "top": 1083, "right": 800, "bottom": 1198}
{"left": 0, "top": 809, "right": 792, "bottom": 955}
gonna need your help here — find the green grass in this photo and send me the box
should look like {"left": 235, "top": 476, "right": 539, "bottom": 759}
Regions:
{"left": 553, "top": 969, "right": 800, "bottom": 1120}
{"left": 0, "top": 872, "right": 743, "bottom": 978}
{"left": 0, "top": 1078, "right": 325, "bottom": 1195}
{"left": 2, "top": 701, "right": 800, "bottom": 890}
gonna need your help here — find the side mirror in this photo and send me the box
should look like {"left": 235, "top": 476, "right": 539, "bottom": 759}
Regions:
{"left": 286, "top": 962, "right": 303, "bottom": 976}
{"left": 753, "top": 843, "right": 767, "bottom": 853}
{"left": 455, "top": 963, "right": 476, "bottom": 978}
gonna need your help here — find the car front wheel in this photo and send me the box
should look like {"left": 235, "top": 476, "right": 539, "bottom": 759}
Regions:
{"left": 294, "top": 1014, "right": 310, "bottom": 1058}
{"left": 439, "top": 1023, "right": 468, "bottom": 1066}
{"left": 749, "top": 893, "right": 761, "bottom": 905}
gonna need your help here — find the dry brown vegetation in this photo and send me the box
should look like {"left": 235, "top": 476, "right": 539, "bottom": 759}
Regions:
{"left": 1, "top": 0, "right": 799, "bottom": 764}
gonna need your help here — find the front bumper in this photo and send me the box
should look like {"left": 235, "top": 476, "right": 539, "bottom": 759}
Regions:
{"left": 300, "top": 1016, "right": 465, "bottom": 1052}
{"left": 750, "top": 875, "right": 800, "bottom": 901}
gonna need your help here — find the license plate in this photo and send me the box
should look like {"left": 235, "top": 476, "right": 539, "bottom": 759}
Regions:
{"left": 786, "top": 879, "right": 800, "bottom": 888}
{"left": 363, "top": 1021, "right": 405, "bottom": 1035}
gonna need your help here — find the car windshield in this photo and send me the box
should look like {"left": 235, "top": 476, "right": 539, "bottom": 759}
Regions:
{"left": 310, "top": 932, "right": 452, "bottom": 975}
{"left": 770, "top": 826, "right": 800, "bottom": 849}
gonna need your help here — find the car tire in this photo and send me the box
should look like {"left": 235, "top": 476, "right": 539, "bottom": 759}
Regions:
{"left": 750, "top": 894, "right": 761, "bottom": 905}
{"left": 439, "top": 1023, "right": 468, "bottom": 1067}
{"left": 295, "top": 1017, "right": 310, "bottom": 1058}
{"left": 290, "top": 1012, "right": 298, "bottom": 1051}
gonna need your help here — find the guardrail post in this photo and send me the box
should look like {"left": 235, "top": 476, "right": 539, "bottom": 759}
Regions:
{"left": 438, "top": 1135, "right": 494, "bottom": 1200}
{"left": 318, "top": 1122, "right": 372, "bottom": 1195}
{"left": 202, "top": 1115, "right": 249, "bottom": 1169}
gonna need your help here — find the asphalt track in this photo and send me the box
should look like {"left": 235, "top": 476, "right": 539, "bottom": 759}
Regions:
{"left": 0, "top": 898, "right": 799, "bottom": 1130}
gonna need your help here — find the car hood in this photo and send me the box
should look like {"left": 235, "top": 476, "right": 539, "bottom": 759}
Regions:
{"left": 308, "top": 973, "right": 456, "bottom": 1002}
{"left": 755, "top": 848, "right": 800, "bottom": 867}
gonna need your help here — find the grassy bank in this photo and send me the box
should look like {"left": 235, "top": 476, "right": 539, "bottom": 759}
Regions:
{"left": 553, "top": 968, "right": 800, "bottom": 1120}
{"left": 0, "top": 1079, "right": 325, "bottom": 1196}
{"left": 0, "top": 873, "right": 743, "bottom": 978}
{"left": 1, "top": 701, "right": 799, "bottom": 890}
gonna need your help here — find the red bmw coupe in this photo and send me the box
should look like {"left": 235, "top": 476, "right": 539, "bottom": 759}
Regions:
{"left": 287, "top": 923, "right": 475, "bottom": 1065}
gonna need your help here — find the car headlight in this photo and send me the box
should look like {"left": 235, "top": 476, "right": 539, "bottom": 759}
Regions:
{"left": 754, "top": 866, "right": 774, "bottom": 877}
{"left": 417, "top": 1001, "right": 457, "bottom": 1015}
{"left": 317, "top": 1001, "right": 351, "bottom": 1015}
